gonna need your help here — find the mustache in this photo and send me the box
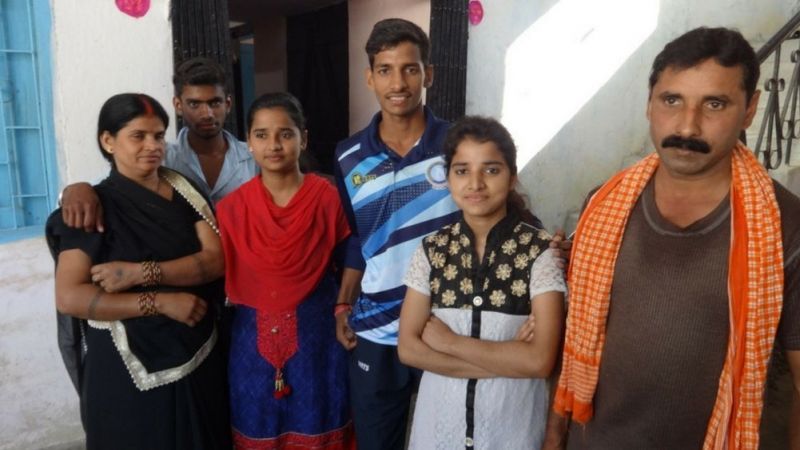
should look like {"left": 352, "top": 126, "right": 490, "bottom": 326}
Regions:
{"left": 661, "top": 135, "right": 710, "bottom": 154}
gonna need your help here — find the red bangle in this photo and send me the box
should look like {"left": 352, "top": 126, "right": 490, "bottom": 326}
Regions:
{"left": 334, "top": 303, "right": 352, "bottom": 317}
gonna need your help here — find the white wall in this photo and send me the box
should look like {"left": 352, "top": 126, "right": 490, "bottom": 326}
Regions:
{"left": 347, "top": 0, "right": 431, "bottom": 133}
{"left": 467, "top": 0, "right": 800, "bottom": 231}
{"left": 51, "top": 0, "right": 175, "bottom": 185}
{"left": 0, "top": 1, "right": 174, "bottom": 448}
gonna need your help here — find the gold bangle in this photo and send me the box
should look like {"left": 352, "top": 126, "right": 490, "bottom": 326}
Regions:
{"left": 137, "top": 291, "right": 158, "bottom": 316}
{"left": 142, "top": 260, "right": 162, "bottom": 287}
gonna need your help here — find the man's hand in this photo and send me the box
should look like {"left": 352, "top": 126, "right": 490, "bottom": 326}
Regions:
{"left": 61, "top": 182, "right": 104, "bottom": 232}
{"left": 335, "top": 268, "right": 362, "bottom": 350}
{"left": 542, "top": 375, "right": 569, "bottom": 450}
{"left": 335, "top": 312, "right": 357, "bottom": 350}
{"left": 156, "top": 292, "right": 207, "bottom": 327}
{"left": 541, "top": 411, "right": 568, "bottom": 450}
{"left": 549, "top": 229, "right": 573, "bottom": 271}
{"left": 786, "top": 350, "right": 800, "bottom": 449}
{"left": 90, "top": 261, "right": 143, "bottom": 293}
{"left": 421, "top": 315, "right": 456, "bottom": 353}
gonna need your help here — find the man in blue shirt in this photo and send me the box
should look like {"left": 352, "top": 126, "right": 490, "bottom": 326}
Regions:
{"left": 334, "top": 18, "right": 459, "bottom": 450}
{"left": 165, "top": 57, "right": 257, "bottom": 204}
{"left": 60, "top": 57, "right": 256, "bottom": 230}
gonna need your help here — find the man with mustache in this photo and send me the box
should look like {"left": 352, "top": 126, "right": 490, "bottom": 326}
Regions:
{"left": 547, "top": 27, "right": 800, "bottom": 449}
{"left": 333, "top": 18, "right": 460, "bottom": 450}
{"left": 61, "top": 57, "right": 256, "bottom": 231}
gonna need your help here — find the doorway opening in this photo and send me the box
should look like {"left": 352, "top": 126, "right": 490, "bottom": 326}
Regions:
{"left": 228, "top": 0, "right": 349, "bottom": 175}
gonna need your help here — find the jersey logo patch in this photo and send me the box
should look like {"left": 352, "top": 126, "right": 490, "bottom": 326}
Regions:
{"left": 351, "top": 172, "right": 377, "bottom": 187}
{"left": 426, "top": 161, "right": 448, "bottom": 189}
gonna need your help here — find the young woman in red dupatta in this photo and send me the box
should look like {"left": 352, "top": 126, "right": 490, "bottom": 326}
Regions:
{"left": 217, "top": 93, "right": 355, "bottom": 450}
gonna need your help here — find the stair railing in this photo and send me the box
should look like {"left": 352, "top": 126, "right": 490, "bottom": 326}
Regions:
{"left": 753, "top": 11, "right": 800, "bottom": 170}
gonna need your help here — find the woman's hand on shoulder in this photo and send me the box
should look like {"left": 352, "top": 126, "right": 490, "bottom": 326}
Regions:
{"left": 91, "top": 261, "right": 143, "bottom": 293}
{"left": 155, "top": 292, "right": 207, "bottom": 327}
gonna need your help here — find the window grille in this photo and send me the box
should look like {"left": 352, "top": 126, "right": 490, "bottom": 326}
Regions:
{"left": 0, "top": 0, "right": 57, "bottom": 242}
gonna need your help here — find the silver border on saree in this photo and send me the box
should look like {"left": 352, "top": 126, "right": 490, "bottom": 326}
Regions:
{"left": 159, "top": 166, "right": 220, "bottom": 235}
{"left": 87, "top": 319, "right": 217, "bottom": 391}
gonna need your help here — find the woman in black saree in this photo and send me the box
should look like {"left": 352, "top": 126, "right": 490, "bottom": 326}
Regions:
{"left": 46, "top": 93, "right": 231, "bottom": 450}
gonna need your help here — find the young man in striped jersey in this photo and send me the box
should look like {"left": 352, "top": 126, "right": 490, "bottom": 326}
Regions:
{"left": 333, "top": 18, "right": 460, "bottom": 450}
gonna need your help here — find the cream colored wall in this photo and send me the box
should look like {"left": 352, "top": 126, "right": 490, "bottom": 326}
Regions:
{"left": 0, "top": 1, "right": 174, "bottom": 448}
{"left": 347, "top": 0, "right": 430, "bottom": 133}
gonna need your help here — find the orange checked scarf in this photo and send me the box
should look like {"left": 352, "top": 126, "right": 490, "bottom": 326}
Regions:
{"left": 554, "top": 143, "right": 784, "bottom": 450}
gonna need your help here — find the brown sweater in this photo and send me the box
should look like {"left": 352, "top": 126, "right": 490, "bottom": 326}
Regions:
{"left": 567, "top": 180, "right": 800, "bottom": 450}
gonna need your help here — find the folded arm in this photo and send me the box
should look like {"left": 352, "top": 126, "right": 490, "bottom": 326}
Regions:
{"left": 90, "top": 221, "right": 223, "bottom": 292}
{"left": 423, "top": 290, "right": 565, "bottom": 378}
{"left": 398, "top": 287, "right": 495, "bottom": 379}
{"left": 55, "top": 249, "right": 207, "bottom": 326}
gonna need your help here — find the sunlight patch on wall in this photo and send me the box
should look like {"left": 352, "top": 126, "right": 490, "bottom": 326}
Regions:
{"left": 501, "top": 0, "right": 659, "bottom": 168}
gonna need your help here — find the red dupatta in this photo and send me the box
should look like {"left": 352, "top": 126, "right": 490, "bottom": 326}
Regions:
{"left": 218, "top": 173, "right": 350, "bottom": 397}
{"left": 219, "top": 173, "right": 350, "bottom": 312}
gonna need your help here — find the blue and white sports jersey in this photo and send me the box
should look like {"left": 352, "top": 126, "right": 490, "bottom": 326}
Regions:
{"left": 335, "top": 108, "right": 460, "bottom": 345}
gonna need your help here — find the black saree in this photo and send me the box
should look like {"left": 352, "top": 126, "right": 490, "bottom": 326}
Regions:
{"left": 46, "top": 168, "right": 231, "bottom": 450}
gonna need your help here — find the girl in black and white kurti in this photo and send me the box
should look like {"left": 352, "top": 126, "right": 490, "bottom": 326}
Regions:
{"left": 398, "top": 117, "right": 565, "bottom": 450}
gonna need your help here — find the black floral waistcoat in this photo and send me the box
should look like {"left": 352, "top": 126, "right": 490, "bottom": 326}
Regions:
{"left": 421, "top": 213, "right": 551, "bottom": 316}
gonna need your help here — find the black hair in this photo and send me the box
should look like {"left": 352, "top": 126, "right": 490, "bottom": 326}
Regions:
{"left": 443, "top": 116, "right": 542, "bottom": 227}
{"left": 173, "top": 57, "right": 227, "bottom": 97}
{"left": 246, "top": 92, "right": 307, "bottom": 133}
{"left": 444, "top": 116, "right": 517, "bottom": 175}
{"left": 649, "top": 27, "right": 759, "bottom": 104}
{"left": 365, "top": 18, "right": 430, "bottom": 68}
{"left": 96, "top": 93, "right": 169, "bottom": 165}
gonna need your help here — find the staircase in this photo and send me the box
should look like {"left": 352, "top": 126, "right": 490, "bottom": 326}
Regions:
{"left": 748, "top": 12, "right": 800, "bottom": 195}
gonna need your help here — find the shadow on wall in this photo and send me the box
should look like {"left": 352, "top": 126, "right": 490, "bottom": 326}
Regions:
{"left": 468, "top": 0, "right": 799, "bottom": 230}
{"left": 464, "top": 0, "right": 560, "bottom": 121}
{"left": 501, "top": 0, "right": 659, "bottom": 168}
{"left": 467, "top": 0, "right": 659, "bottom": 230}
